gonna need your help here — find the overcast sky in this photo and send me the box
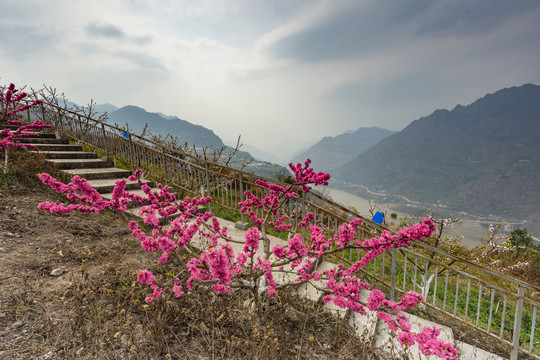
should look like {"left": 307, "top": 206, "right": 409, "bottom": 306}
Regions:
{"left": 2, "top": 0, "right": 540, "bottom": 152}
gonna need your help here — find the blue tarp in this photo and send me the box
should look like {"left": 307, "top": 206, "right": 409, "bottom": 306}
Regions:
{"left": 372, "top": 211, "right": 384, "bottom": 225}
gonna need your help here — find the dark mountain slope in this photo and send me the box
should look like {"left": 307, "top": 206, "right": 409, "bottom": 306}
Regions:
{"left": 335, "top": 84, "right": 540, "bottom": 219}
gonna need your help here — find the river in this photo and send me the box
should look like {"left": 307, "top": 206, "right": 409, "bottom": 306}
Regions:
{"left": 321, "top": 187, "right": 493, "bottom": 248}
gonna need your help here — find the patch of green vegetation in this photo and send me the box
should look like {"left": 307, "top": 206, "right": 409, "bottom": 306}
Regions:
{"left": 211, "top": 202, "right": 242, "bottom": 223}
{"left": 0, "top": 170, "right": 15, "bottom": 188}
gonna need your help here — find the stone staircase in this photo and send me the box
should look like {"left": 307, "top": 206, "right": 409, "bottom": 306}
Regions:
{"left": 2, "top": 121, "right": 509, "bottom": 359}
{"left": 5, "top": 122, "right": 160, "bottom": 221}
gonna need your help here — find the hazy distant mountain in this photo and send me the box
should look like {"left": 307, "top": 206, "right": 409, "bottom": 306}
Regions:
{"left": 336, "top": 84, "right": 540, "bottom": 224}
{"left": 106, "top": 105, "right": 291, "bottom": 179}
{"left": 157, "top": 112, "right": 177, "bottom": 120}
{"left": 108, "top": 105, "right": 224, "bottom": 148}
{"left": 291, "top": 127, "right": 396, "bottom": 173}
{"left": 94, "top": 103, "right": 118, "bottom": 115}
{"left": 224, "top": 140, "right": 287, "bottom": 165}
{"left": 61, "top": 101, "right": 117, "bottom": 118}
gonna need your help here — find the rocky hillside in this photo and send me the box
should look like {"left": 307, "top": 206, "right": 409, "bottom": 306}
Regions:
{"left": 335, "top": 84, "right": 540, "bottom": 225}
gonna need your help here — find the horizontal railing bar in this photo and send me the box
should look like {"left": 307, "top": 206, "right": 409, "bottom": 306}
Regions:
{"left": 408, "top": 240, "right": 540, "bottom": 294}
{"left": 398, "top": 247, "right": 517, "bottom": 298}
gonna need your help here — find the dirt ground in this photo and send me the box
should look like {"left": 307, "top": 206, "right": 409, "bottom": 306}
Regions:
{"left": 0, "top": 153, "right": 378, "bottom": 360}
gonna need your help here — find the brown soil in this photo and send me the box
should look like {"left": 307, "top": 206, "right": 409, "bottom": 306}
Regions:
{"left": 0, "top": 152, "right": 378, "bottom": 360}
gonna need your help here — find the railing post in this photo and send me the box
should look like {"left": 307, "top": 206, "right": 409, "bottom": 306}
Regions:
{"left": 77, "top": 115, "right": 86, "bottom": 147}
{"left": 101, "top": 124, "right": 108, "bottom": 154}
{"left": 301, "top": 190, "right": 306, "bottom": 239}
{"left": 40, "top": 102, "right": 46, "bottom": 124}
{"left": 511, "top": 286, "right": 525, "bottom": 360}
{"left": 128, "top": 133, "right": 135, "bottom": 173}
{"left": 25, "top": 100, "right": 31, "bottom": 121}
{"left": 390, "top": 248, "right": 396, "bottom": 301}
{"left": 205, "top": 163, "right": 212, "bottom": 212}
{"left": 161, "top": 146, "right": 168, "bottom": 184}
{"left": 57, "top": 108, "right": 65, "bottom": 133}
{"left": 239, "top": 174, "right": 245, "bottom": 223}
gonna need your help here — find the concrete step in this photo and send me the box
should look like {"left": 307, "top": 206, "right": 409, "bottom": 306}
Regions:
{"left": 0, "top": 124, "right": 22, "bottom": 130}
{"left": 17, "top": 137, "right": 69, "bottom": 144}
{"left": 61, "top": 167, "right": 132, "bottom": 180}
{"left": 17, "top": 132, "right": 56, "bottom": 138}
{"left": 46, "top": 158, "right": 112, "bottom": 170}
{"left": 31, "top": 143, "right": 83, "bottom": 152}
{"left": 87, "top": 179, "right": 155, "bottom": 194}
{"left": 32, "top": 151, "right": 98, "bottom": 159}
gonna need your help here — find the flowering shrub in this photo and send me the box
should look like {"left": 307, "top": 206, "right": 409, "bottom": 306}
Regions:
{"left": 38, "top": 160, "right": 457, "bottom": 359}
{"left": 479, "top": 224, "right": 531, "bottom": 276}
{"left": 1, "top": 83, "right": 43, "bottom": 122}
{"left": 0, "top": 121, "right": 51, "bottom": 173}
{"left": 1, "top": 82, "right": 49, "bottom": 173}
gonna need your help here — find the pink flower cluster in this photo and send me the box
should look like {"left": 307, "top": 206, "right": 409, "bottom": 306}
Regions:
{"left": 1, "top": 83, "right": 43, "bottom": 118}
{"left": 137, "top": 269, "right": 164, "bottom": 302}
{"left": 37, "top": 164, "right": 456, "bottom": 359}
{"left": 289, "top": 159, "right": 330, "bottom": 192}
{"left": 238, "top": 160, "right": 331, "bottom": 230}
{"left": 416, "top": 326, "right": 458, "bottom": 359}
{"left": 345, "top": 219, "right": 437, "bottom": 276}
{"left": 364, "top": 289, "right": 457, "bottom": 359}
{"left": 238, "top": 180, "right": 294, "bottom": 230}
{"left": 243, "top": 227, "right": 261, "bottom": 254}
{"left": 38, "top": 174, "right": 131, "bottom": 213}
{"left": 1, "top": 121, "right": 51, "bottom": 152}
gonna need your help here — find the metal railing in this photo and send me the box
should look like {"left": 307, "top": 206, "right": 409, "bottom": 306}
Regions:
{"left": 25, "top": 99, "right": 383, "bottom": 235}
{"left": 13, "top": 98, "right": 540, "bottom": 359}
{"left": 341, "top": 239, "right": 540, "bottom": 359}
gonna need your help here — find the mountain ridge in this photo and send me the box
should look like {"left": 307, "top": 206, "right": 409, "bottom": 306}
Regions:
{"left": 335, "top": 83, "right": 540, "bottom": 230}
{"left": 107, "top": 105, "right": 225, "bottom": 149}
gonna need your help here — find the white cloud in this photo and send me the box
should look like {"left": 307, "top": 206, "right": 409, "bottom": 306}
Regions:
{"left": 1, "top": 0, "right": 539, "bottom": 152}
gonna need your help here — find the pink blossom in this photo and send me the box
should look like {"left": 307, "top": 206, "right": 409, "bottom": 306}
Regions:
{"left": 243, "top": 227, "right": 260, "bottom": 253}
{"left": 397, "top": 331, "right": 416, "bottom": 346}
{"left": 172, "top": 284, "right": 184, "bottom": 297}
{"left": 272, "top": 244, "right": 287, "bottom": 259}
{"left": 35, "top": 161, "right": 457, "bottom": 359}
{"left": 367, "top": 289, "right": 385, "bottom": 311}
{"left": 399, "top": 291, "right": 424, "bottom": 310}
{"left": 137, "top": 269, "right": 155, "bottom": 285}
{"left": 323, "top": 295, "right": 333, "bottom": 303}
{"left": 287, "top": 234, "right": 307, "bottom": 258}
